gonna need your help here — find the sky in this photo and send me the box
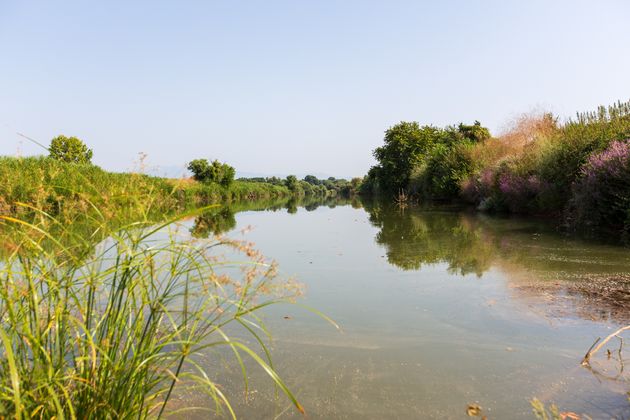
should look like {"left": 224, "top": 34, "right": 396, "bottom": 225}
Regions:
{"left": 1, "top": 1, "right": 629, "bottom": 178}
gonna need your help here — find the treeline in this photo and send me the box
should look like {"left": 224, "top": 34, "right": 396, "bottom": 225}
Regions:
{"left": 0, "top": 134, "right": 362, "bottom": 220}
{"left": 239, "top": 174, "right": 362, "bottom": 197}
{"left": 362, "top": 99, "right": 630, "bottom": 238}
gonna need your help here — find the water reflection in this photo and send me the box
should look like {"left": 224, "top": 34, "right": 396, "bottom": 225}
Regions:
{"left": 185, "top": 198, "right": 630, "bottom": 418}
{"left": 362, "top": 200, "right": 630, "bottom": 324}
{"left": 364, "top": 202, "right": 493, "bottom": 275}
{"left": 190, "top": 196, "right": 359, "bottom": 236}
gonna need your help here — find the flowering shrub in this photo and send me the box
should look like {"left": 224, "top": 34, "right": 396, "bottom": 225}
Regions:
{"left": 570, "top": 140, "right": 630, "bottom": 232}
{"left": 497, "top": 172, "right": 546, "bottom": 213}
{"left": 461, "top": 169, "right": 496, "bottom": 205}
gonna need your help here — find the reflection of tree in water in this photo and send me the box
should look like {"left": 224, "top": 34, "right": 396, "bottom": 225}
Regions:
{"left": 364, "top": 201, "right": 494, "bottom": 276}
{"left": 285, "top": 196, "right": 357, "bottom": 214}
{"left": 285, "top": 198, "right": 298, "bottom": 214}
{"left": 364, "top": 199, "right": 630, "bottom": 324}
{"left": 191, "top": 207, "right": 237, "bottom": 238}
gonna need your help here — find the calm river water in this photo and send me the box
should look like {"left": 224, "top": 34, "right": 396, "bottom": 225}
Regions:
{"left": 182, "top": 198, "right": 630, "bottom": 419}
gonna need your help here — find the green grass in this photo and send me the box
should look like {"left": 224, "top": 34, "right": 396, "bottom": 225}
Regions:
{"left": 0, "top": 204, "right": 305, "bottom": 418}
{"left": 0, "top": 156, "right": 291, "bottom": 219}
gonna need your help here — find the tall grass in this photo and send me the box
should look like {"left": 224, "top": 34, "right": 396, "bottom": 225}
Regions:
{"left": 0, "top": 204, "right": 304, "bottom": 418}
{"left": 0, "top": 156, "right": 291, "bottom": 218}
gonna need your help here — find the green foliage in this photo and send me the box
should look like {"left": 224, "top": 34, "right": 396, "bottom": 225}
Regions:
{"left": 0, "top": 208, "right": 304, "bottom": 418}
{"left": 187, "top": 159, "right": 235, "bottom": 186}
{"left": 456, "top": 121, "right": 491, "bottom": 143}
{"left": 48, "top": 135, "right": 93, "bottom": 164}
{"left": 303, "top": 175, "right": 321, "bottom": 185}
{"left": 0, "top": 157, "right": 290, "bottom": 219}
{"left": 364, "top": 98, "right": 630, "bottom": 238}
{"left": 369, "top": 121, "right": 490, "bottom": 199}
{"left": 239, "top": 175, "right": 360, "bottom": 198}
{"left": 372, "top": 122, "right": 444, "bottom": 193}
{"left": 414, "top": 140, "right": 477, "bottom": 200}
{"left": 285, "top": 175, "right": 300, "bottom": 192}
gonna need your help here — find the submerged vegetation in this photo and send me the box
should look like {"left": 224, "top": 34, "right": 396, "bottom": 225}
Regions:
{"left": 362, "top": 99, "right": 630, "bottom": 239}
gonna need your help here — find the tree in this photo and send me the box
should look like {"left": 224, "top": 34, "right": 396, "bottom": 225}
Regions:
{"left": 285, "top": 175, "right": 300, "bottom": 192}
{"left": 456, "top": 121, "right": 491, "bottom": 143}
{"left": 49, "top": 135, "right": 93, "bottom": 164}
{"left": 188, "top": 159, "right": 211, "bottom": 181}
{"left": 372, "top": 122, "right": 443, "bottom": 192}
{"left": 303, "top": 175, "right": 320, "bottom": 185}
{"left": 187, "top": 159, "right": 235, "bottom": 186}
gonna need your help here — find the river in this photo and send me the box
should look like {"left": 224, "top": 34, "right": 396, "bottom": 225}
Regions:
{"left": 180, "top": 198, "right": 630, "bottom": 419}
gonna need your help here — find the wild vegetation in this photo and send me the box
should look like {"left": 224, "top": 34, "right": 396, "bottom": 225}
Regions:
{"left": 0, "top": 156, "right": 290, "bottom": 221}
{"left": 188, "top": 158, "right": 236, "bottom": 186}
{"left": 48, "top": 135, "right": 94, "bottom": 164}
{"left": 0, "top": 135, "right": 357, "bottom": 417}
{"left": 0, "top": 205, "right": 305, "bottom": 418}
{"left": 362, "top": 99, "right": 630, "bottom": 239}
{"left": 0, "top": 135, "right": 360, "bottom": 222}
{"left": 239, "top": 174, "right": 361, "bottom": 197}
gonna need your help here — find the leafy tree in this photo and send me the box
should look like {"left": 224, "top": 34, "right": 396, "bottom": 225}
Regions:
{"left": 303, "top": 175, "right": 320, "bottom": 185}
{"left": 419, "top": 141, "right": 476, "bottom": 200}
{"left": 372, "top": 122, "right": 443, "bottom": 192}
{"left": 217, "top": 162, "right": 236, "bottom": 186}
{"left": 368, "top": 120, "right": 491, "bottom": 196}
{"left": 285, "top": 175, "right": 300, "bottom": 192}
{"left": 456, "top": 121, "right": 491, "bottom": 143}
{"left": 188, "top": 159, "right": 211, "bottom": 181}
{"left": 187, "top": 159, "right": 235, "bottom": 186}
{"left": 49, "top": 135, "right": 93, "bottom": 164}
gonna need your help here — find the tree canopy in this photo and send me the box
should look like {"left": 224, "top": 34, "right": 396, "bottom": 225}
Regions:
{"left": 49, "top": 135, "right": 93, "bottom": 164}
{"left": 187, "top": 159, "right": 235, "bottom": 186}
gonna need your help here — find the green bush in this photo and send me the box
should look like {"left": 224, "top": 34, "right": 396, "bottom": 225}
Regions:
{"left": 49, "top": 135, "right": 93, "bottom": 164}
{"left": 187, "top": 159, "right": 235, "bottom": 186}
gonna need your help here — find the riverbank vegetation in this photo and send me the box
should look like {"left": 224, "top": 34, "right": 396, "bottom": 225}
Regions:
{"left": 239, "top": 174, "right": 362, "bottom": 197}
{"left": 362, "top": 99, "right": 630, "bottom": 239}
{"left": 0, "top": 205, "right": 304, "bottom": 418}
{"left": 0, "top": 155, "right": 359, "bottom": 222}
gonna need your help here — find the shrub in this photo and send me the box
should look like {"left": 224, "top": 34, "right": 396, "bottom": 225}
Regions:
{"left": 49, "top": 135, "right": 93, "bottom": 164}
{"left": 372, "top": 122, "right": 444, "bottom": 193}
{"left": 416, "top": 141, "right": 476, "bottom": 200}
{"left": 570, "top": 139, "right": 630, "bottom": 232}
{"left": 187, "top": 159, "right": 235, "bottom": 186}
{"left": 497, "top": 171, "right": 545, "bottom": 213}
{"left": 285, "top": 175, "right": 300, "bottom": 193}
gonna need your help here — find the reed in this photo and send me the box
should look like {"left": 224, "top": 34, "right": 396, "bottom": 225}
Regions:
{"left": 0, "top": 204, "right": 303, "bottom": 418}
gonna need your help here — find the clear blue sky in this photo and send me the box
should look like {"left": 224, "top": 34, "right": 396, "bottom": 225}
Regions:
{"left": 1, "top": 1, "right": 629, "bottom": 178}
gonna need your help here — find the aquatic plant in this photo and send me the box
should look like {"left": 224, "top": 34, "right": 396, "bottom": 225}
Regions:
{"left": 0, "top": 206, "right": 304, "bottom": 418}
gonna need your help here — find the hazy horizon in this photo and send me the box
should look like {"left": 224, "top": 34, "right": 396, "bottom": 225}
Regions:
{"left": 2, "top": 0, "right": 629, "bottom": 178}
